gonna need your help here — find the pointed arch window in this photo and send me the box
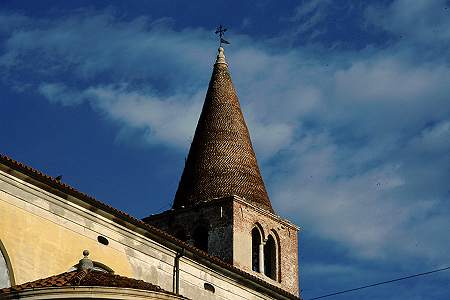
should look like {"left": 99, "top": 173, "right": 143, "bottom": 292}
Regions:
{"left": 251, "top": 227, "right": 262, "bottom": 272}
{"left": 264, "top": 234, "right": 277, "bottom": 280}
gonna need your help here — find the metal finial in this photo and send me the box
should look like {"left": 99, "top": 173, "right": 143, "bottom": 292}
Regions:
{"left": 215, "top": 47, "right": 227, "bottom": 65}
{"left": 215, "top": 25, "right": 230, "bottom": 47}
{"left": 78, "top": 249, "right": 93, "bottom": 270}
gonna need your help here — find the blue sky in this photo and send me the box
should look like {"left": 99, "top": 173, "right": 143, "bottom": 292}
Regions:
{"left": 1, "top": 1, "right": 450, "bottom": 299}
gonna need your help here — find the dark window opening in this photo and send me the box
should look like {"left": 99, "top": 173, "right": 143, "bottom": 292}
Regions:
{"left": 204, "top": 282, "right": 215, "bottom": 293}
{"left": 174, "top": 229, "right": 187, "bottom": 242}
{"left": 192, "top": 225, "right": 208, "bottom": 252}
{"left": 93, "top": 261, "right": 114, "bottom": 274}
{"left": 264, "top": 235, "right": 276, "bottom": 279}
{"left": 252, "top": 227, "right": 261, "bottom": 272}
{"left": 70, "top": 261, "right": 114, "bottom": 274}
{"left": 97, "top": 236, "right": 109, "bottom": 246}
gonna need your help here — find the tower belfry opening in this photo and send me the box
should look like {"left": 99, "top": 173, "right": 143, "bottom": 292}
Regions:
{"left": 252, "top": 227, "right": 262, "bottom": 272}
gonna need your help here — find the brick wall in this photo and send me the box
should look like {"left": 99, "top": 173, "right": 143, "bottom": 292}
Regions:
{"left": 145, "top": 196, "right": 300, "bottom": 296}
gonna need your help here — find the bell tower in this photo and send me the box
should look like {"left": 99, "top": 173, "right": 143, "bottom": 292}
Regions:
{"left": 144, "top": 47, "right": 300, "bottom": 296}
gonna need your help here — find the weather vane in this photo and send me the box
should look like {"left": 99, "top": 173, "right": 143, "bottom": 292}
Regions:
{"left": 215, "top": 25, "right": 230, "bottom": 47}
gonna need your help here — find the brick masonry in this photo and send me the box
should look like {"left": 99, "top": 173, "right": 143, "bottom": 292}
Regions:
{"left": 144, "top": 196, "right": 300, "bottom": 296}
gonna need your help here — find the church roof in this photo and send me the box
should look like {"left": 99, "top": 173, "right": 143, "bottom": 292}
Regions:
{"left": 0, "top": 153, "right": 300, "bottom": 299}
{"left": 0, "top": 269, "right": 185, "bottom": 298}
{"left": 173, "top": 47, "right": 273, "bottom": 212}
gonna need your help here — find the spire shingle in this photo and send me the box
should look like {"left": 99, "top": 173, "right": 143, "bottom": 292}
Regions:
{"left": 173, "top": 47, "right": 273, "bottom": 212}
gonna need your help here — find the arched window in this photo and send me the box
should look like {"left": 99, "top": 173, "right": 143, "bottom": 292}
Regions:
{"left": 251, "top": 227, "right": 262, "bottom": 272}
{"left": 0, "top": 240, "right": 15, "bottom": 288}
{"left": 192, "top": 225, "right": 209, "bottom": 252}
{"left": 264, "top": 234, "right": 277, "bottom": 279}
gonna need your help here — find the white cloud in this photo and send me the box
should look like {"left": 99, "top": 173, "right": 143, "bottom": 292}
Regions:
{"left": 366, "top": 0, "right": 450, "bottom": 44}
{"left": 86, "top": 85, "right": 204, "bottom": 148}
{"left": 284, "top": 0, "right": 331, "bottom": 39}
{"left": 38, "top": 82, "right": 204, "bottom": 148}
{"left": 273, "top": 119, "right": 450, "bottom": 262}
{"left": 39, "top": 83, "right": 86, "bottom": 106}
{"left": 410, "top": 120, "right": 450, "bottom": 154}
{"left": 0, "top": 12, "right": 316, "bottom": 156}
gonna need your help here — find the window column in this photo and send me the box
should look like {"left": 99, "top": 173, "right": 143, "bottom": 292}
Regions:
{"left": 259, "top": 241, "right": 264, "bottom": 273}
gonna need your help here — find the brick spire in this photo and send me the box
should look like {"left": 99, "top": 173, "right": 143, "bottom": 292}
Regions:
{"left": 173, "top": 47, "right": 273, "bottom": 212}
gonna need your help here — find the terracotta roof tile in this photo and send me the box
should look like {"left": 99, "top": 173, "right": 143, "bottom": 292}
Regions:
{"left": 0, "top": 271, "right": 78, "bottom": 292}
{"left": 0, "top": 270, "right": 186, "bottom": 298}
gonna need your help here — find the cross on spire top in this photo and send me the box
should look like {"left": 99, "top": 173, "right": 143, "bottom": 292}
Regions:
{"left": 215, "top": 25, "right": 230, "bottom": 47}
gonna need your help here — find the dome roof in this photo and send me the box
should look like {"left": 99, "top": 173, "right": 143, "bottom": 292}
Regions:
{"left": 0, "top": 269, "right": 187, "bottom": 299}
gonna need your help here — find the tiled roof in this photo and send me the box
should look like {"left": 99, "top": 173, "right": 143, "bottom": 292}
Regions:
{"left": 0, "top": 271, "right": 78, "bottom": 292}
{"left": 0, "top": 269, "right": 185, "bottom": 297}
{"left": 0, "top": 153, "right": 300, "bottom": 300}
{"left": 173, "top": 48, "right": 274, "bottom": 213}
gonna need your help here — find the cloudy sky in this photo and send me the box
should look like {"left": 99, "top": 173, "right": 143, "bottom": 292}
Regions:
{"left": 1, "top": 0, "right": 450, "bottom": 299}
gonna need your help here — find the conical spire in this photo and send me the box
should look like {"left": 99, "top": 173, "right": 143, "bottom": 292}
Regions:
{"left": 173, "top": 47, "right": 273, "bottom": 212}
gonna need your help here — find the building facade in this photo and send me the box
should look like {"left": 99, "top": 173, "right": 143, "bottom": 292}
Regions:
{"left": 0, "top": 47, "right": 300, "bottom": 299}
